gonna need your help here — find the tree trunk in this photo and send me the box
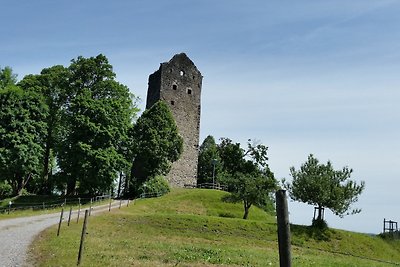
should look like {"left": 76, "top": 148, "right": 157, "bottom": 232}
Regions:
{"left": 117, "top": 172, "right": 123, "bottom": 198}
{"left": 66, "top": 178, "right": 76, "bottom": 195}
{"left": 17, "top": 173, "right": 33, "bottom": 195}
{"left": 243, "top": 201, "right": 251, "bottom": 219}
{"left": 317, "top": 205, "right": 323, "bottom": 221}
{"left": 42, "top": 128, "right": 52, "bottom": 194}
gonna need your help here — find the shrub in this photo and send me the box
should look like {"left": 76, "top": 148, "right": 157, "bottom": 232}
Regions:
{"left": 312, "top": 218, "right": 328, "bottom": 230}
{"left": 139, "top": 175, "right": 170, "bottom": 197}
{"left": 0, "top": 181, "right": 12, "bottom": 197}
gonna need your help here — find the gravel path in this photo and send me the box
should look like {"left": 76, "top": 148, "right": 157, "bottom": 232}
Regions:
{"left": 0, "top": 200, "right": 126, "bottom": 267}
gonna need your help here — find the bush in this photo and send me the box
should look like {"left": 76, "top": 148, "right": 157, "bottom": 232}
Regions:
{"left": 0, "top": 181, "right": 12, "bottom": 197}
{"left": 312, "top": 218, "right": 328, "bottom": 230}
{"left": 139, "top": 175, "right": 170, "bottom": 197}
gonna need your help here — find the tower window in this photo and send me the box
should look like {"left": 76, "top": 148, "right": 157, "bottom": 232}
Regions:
{"left": 170, "top": 100, "right": 175, "bottom": 105}
{"left": 172, "top": 84, "right": 177, "bottom": 90}
{"left": 187, "top": 89, "right": 192, "bottom": 95}
{"left": 180, "top": 70, "right": 185, "bottom": 76}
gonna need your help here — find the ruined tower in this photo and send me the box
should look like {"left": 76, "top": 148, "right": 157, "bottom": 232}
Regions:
{"left": 146, "top": 53, "right": 202, "bottom": 187}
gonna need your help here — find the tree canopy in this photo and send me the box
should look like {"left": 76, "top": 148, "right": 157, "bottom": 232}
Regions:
{"left": 2, "top": 54, "right": 139, "bottom": 196}
{"left": 0, "top": 66, "right": 17, "bottom": 89}
{"left": 284, "top": 154, "right": 365, "bottom": 224}
{"left": 198, "top": 136, "right": 276, "bottom": 219}
{"left": 130, "top": 101, "right": 183, "bottom": 192}
{"left": 0, "top": 86, "right": 48, "bottom": 195}
{"left": 18, "top": 65, "right": 70, "bottom": 193}
{"left": 58, "top": 54, "right": 138, "bottom": 195}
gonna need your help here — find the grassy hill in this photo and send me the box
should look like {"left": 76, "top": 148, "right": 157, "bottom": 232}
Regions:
{"left": 30, "top": 189, "right": 400, "bottom": 266}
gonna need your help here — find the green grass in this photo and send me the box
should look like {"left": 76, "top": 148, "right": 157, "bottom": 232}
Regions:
{"left": 29, "top": 189, "right": 400, "bottom": 266}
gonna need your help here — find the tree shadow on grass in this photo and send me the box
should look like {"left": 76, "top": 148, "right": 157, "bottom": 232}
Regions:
{"left": 290, "top": 223, "right": 333, "bottom": 242}
{"left": 221, "top": 194, "right": 236, "bottom": 203}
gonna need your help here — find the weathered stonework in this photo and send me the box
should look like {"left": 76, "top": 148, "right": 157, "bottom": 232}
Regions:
{"left": 146, "top": 53, "right": 202, "bottom": 187}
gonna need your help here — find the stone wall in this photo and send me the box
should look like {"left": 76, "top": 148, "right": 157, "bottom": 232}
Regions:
{"left": 146, "top": 53, "right": 202, "bottom": 187}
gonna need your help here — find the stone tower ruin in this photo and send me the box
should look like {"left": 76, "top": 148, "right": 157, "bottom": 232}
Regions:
{"left": 146, "top": 53, "right": 202, "bottom": 187}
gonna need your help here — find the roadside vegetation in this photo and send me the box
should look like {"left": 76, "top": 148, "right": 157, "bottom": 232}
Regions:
{"left": 30, "top": 189, "right": 400, "bottom": 266}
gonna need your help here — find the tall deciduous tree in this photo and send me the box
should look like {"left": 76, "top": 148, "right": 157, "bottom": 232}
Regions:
{"left": 0, "top": 86, "right": 48, "bottom": 195}
{"left": 58, "top": 54, "right": 138, "bottom": 195}
{"left": 284, "top": 154, "right": 365, "bottom": 225}
{"left": 18, "top": 66, "right": 69, "bottom": 193}
{"left": 130, "top": 101, "right": 183, "bottom": 192}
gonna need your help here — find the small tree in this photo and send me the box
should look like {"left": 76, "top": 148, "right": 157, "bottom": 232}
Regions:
{"left": 222, "top": 168, "right": 276, "bottom": 219}
{"left": 284, "top": 154, "right": 365, "bottom": 225}
{"left": 217, "top": 138, "right": 277, "bottom": 219}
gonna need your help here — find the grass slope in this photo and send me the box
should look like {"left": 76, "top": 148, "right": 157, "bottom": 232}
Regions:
{"left": 30, "top": 189, "right": 400, "bottom": 266}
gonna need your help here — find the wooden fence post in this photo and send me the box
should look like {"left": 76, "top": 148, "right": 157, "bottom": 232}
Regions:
{"left": 89, "top": 198, "right": 92, "bottom": 216}
{"left": 57, "top": 208, "right": 64, "bottom": 237}
{"left": 109, "top": 196, "right": 112, "bottom": 212}
{"left": 68, "top": 206, "right": 72, "bottom": 226}
{"left": 77, "top": 209, "right": 89, "bottom": 266}
{"left": 77, "top": 204, "right": 81, "bottom": 223}
{"left": 276, "top": 190, "right": 292, "bottom": 267}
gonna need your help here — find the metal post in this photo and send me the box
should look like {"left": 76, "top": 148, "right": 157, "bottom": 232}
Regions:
{"left": 109, "top": 196, "right": 112, "bottom": 212}
{"left": 77, "top": 210, "right": 89, "bottom": 266}
{"left": 119, "top": 199, "right": 122, "bottom": 209}
{"left": 42, "top": 202, "right": 45, "bottom": 210}
{"left": 57, "top": 208, "right": 64, "bottom": 237}
{"left": 276, "top": 190, "right": 292, "bottom": 267}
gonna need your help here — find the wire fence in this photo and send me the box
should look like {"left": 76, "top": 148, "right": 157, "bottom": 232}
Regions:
{"left": 186, "top": 182, "right": 228, "bottom": 191}
{"left": 0, "top": 194, "right": 111, "bottom": 214}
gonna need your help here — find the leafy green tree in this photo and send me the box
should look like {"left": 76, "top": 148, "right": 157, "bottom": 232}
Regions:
{"left": 197, "top": 135, "right": 221, "bottom": 184}
{"left": 284, "top": 154, "right": 365, "bottom": 225}
{"left": 222, "top": 169, "right": 276, "bottom": 219}
{"left": 18, "top": 65, "right": 70, "bottom": 193}
{"left": 217, "top": 138, "right": 276, "bottom": 219}
{"left": 0, "top": 66, "right": 17, "bottom": 89}
{"left": 217, "top": 138, "right": 269, "bottom": 175}
{"left": 130, "top": 101, "right": 183, "bottom": 193}
{"left": 217, "top": 138, "right": 246, "bottom": 175}
{"left": 0, "top": 86, "right": 48, "bottom": 195}
{"left": 58, "top": 54, "right": 138, "bottom": 195}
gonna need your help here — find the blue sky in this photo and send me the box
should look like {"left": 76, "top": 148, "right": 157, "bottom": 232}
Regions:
{"left": 1, "top": 1, "right": 400, "bottom": 233}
